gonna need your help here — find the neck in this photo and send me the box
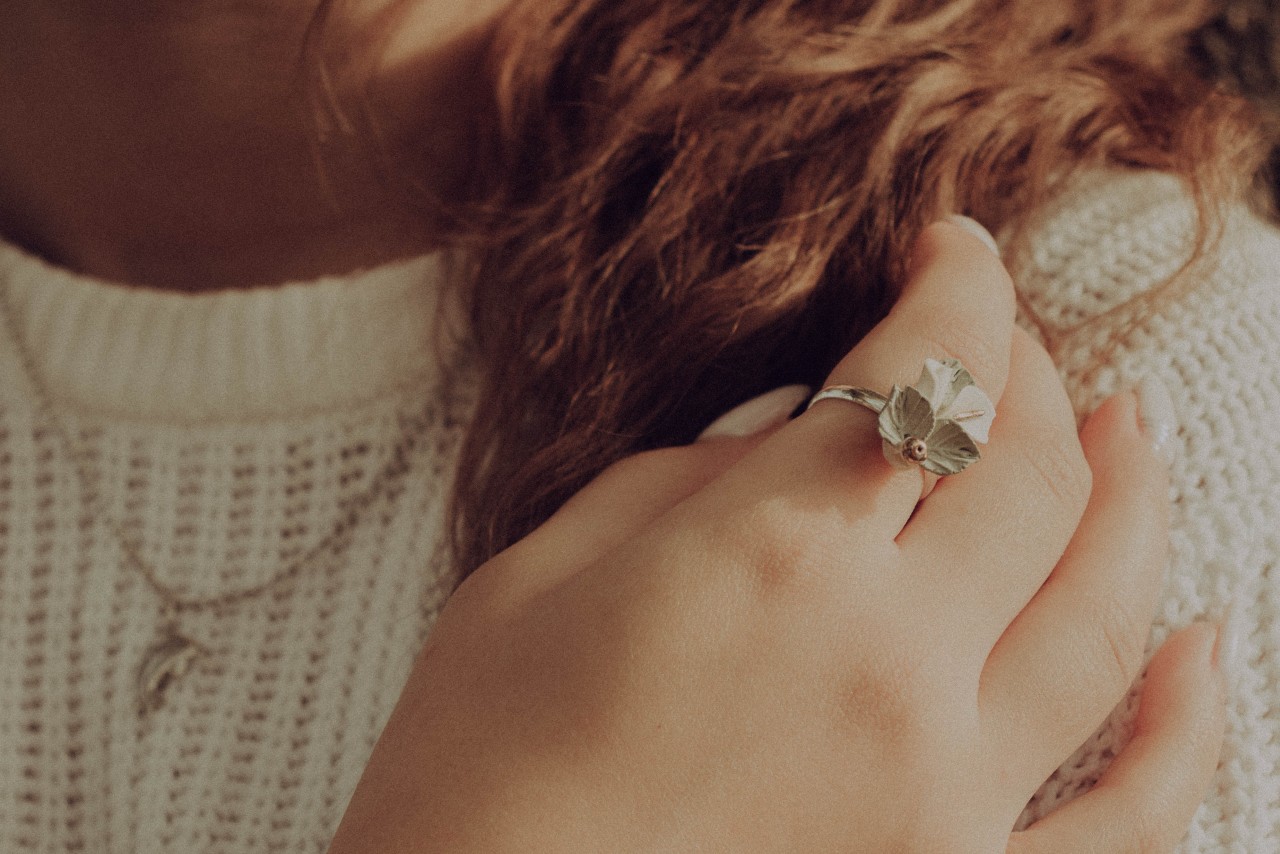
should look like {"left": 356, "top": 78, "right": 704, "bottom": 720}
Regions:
{"left": 0, "top": 3, "right": 492, "bottom": 291}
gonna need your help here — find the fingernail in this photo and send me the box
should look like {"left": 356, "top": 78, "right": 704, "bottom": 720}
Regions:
{"left": 944, "top": 215, "right": 1001, "bottom": 257}
{"left": 1135, "top": 376, "right": 1178, "bottom": 466}
{"left": 697, "top": 385, "right": 811, "bottom": 440}
{"left": 1213, "top": 593, "right": 1247, "bottom": 694}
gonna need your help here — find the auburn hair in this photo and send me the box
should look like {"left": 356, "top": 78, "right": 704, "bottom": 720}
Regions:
{"left": 331, "top": 0, "right": 1269, "bottom": 577}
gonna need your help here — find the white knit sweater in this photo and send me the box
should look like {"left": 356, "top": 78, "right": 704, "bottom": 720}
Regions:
{"left": 0, "top": 170, "right": 1276, "bottom": 852}
{"left": 0, "top": 246, "right": 476, "bottom": 852}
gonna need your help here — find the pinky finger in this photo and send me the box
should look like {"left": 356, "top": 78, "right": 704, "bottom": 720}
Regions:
{"left": 1007, "top": 623, "right": 1227, "bottom": 854}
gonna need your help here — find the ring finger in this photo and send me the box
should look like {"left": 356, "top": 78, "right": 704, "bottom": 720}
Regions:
{"left": 895, "top": 328, "right": 1090, "bottom": 648}
{"left": 730, "top": 218, "right": 1016, "bottom": 538}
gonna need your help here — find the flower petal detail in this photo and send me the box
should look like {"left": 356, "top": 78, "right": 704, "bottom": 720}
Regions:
{"left": 921, "top": 420, "right": 980, "bottom": 475}
{"left": 879, "top": 385, "right": 935, "bottom": 447}
{"left": 914, "top": 358, "right": 962, "bottom": 411}
{"left": 945, "top": 358, "right": 979, "bottom": 391}
{"left": 863, "top": 360, "right": 990, "bottom": 475}
{"left": 942, "top": 383, "right": 996, "bottom": 444}
{"left": 916, "top": 358, "right": 972, "bottom": 414}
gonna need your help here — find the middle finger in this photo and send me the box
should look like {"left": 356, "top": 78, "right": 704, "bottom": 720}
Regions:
{"left": 896, "top": 328, "right": 1091, "bottom": 649}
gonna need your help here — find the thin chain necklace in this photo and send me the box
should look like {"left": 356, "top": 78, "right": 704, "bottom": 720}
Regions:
{"left": 0, "top": 274, "right": 440, "bottom": 716}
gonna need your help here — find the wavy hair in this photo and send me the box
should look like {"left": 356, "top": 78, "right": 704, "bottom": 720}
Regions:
{"left": 321, "top": 0, "right": 1269, "bottom": 577}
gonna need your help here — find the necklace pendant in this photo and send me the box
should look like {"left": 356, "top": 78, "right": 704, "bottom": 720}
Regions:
{"left": 138, "top": 627, "right": 202, "bottom": 715}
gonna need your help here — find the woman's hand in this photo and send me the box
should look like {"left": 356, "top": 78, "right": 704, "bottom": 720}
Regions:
{"left": 328, "top": 222, "right": 1227, "bottom": 853}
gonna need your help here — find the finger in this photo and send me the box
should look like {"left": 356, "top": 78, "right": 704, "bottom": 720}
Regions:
{"left": 1007, "top": 623, "right": 1226, "bottom": 854}
{"left": 719, "top": 218, "right": 1016, "bottom": 539}
{"left": 897, "top": 329, "right": 1088, "bottom": 648}
{"left": 980, "top": 387, "right": 1172, "bottom": 785}
{"left": 471, "top": 388, "right": 808, "bottom": 605}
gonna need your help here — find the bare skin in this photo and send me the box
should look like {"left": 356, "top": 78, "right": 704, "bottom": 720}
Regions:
{"left": 330, "top": 224, "right": 1228, "bottom": 852}
{"left": 0, "top": 0, "right": 509, "bottom": 290}
{"left": 0, "top": 4, "right": 1228, "bottom": 851}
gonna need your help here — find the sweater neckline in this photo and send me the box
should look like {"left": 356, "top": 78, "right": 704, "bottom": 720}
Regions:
{"left": 0, "top": 237, "right": 463, "bottom": 424}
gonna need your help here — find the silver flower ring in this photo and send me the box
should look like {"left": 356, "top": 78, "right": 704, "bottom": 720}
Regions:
{"left": 806, "top": 357, "right": 996, "bottom": 476}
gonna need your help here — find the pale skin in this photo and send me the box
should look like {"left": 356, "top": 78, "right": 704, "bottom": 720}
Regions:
{"left": 0, "top": 2, "right": 1228, "bottom": 852}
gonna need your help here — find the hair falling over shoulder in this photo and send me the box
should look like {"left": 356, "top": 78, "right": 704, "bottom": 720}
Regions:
{"left": 436, "top": 0, "right": 1268, "bottom": 577}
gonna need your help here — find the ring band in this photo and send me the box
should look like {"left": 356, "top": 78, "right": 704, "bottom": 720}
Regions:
{"left": 805, "top": 385, "right": 888, "bottom": 414}
{"left": 805, "top": 357, "right": 996, "bottom": 476}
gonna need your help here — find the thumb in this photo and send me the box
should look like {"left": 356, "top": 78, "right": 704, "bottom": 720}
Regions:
{"left": 474, "top": 385, "right": 810, "bottom": 600}
{"left": 1007, "top": 622, "right": 1229, "bottom": 854}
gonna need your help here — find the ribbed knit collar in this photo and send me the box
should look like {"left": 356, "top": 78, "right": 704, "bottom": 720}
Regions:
{"left": 0, "top": 238, "right": 461, "bottom": 424}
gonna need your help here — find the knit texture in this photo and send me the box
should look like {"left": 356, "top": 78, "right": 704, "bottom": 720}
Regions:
{"left": 1008, "top": 170, "right": 1280, "bottom": 850}
{"left": 0, "top": 168, "right": 1275, "bottom": 851}
{"left": 0, "top": 248, "right": 477, "bottom": 852}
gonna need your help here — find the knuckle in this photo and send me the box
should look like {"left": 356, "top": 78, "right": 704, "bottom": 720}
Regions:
{"left": 714, "top": 494, "right": 859, "bottom": 599}
{"left": 1080, "top": 591, "right": 1149, "bottom": 696}
{"left": 921, "top": 312, "right": 1007, "bottom": 386}
{"left": 1020, "top": 433, "right": 1092, "bottom": 519}
{"left": 834, "top": 650, "right": 931, "bottom": 744}
{"left": 733, "top": 495, "right": 818, "bottom": 595}
{"left": 831, "top": 641, "right": 962, "bottom": 758}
